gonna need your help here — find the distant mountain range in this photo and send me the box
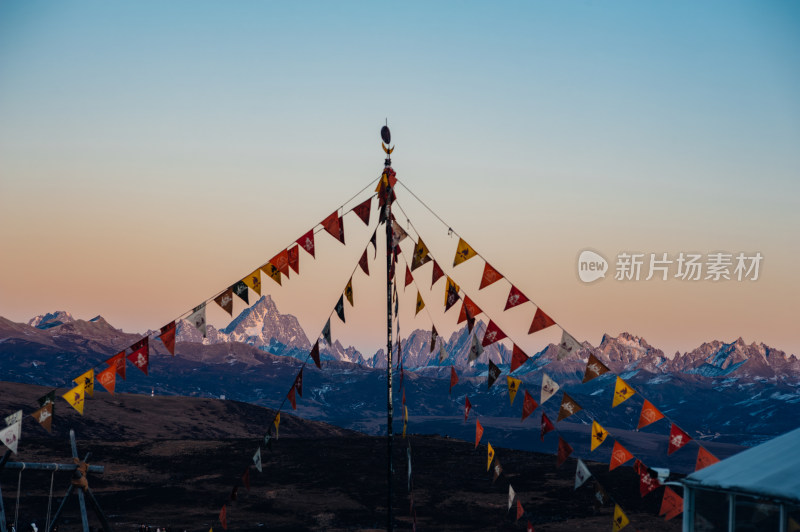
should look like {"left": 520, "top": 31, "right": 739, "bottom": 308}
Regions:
{"left": 2, "top": 297, "right": 798, "bottom": 454}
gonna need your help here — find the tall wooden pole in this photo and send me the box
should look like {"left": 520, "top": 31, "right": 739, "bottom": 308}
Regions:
{"left": 381, "top": 124, "right": 394, "bottom": 532}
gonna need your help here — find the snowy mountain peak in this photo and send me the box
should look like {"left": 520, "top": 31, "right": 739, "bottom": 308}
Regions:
{"left": 28, "top": 311, "right": 76, "bottom": 330}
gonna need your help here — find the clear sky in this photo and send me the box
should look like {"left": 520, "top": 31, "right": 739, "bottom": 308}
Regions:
{"left": 1, "top": 1, "right": 798, "bottom": 358}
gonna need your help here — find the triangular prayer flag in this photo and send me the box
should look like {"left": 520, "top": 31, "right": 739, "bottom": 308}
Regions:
{"left": 157, "top": 322, "right": 176, "bottom": 357}
{"left": 335, "top": 295, "right": 345, "bottom": 323}
{"left": 288, "top": 244, "right": 300, "bottom": 274}
{"left": 321, "top": 210, "right": 342, "bottom": 243}
{"left": 516, "top": 499, "right": 524, "bottom": 522}
{"left": 253, "top": 447, "right": 262, "bottom": 473}
{"left": 453, "top": 238, "right": 477, "bottom": 267}
{"left": 474, "top": 419, "right": 483, "bottom": 448}
{"left": 695, "top": 446, "right": 720, "bottom": 471}
{"left": 557, "top": 392, "right": 582, "bottom": 422}
{"left": 481, "top": 320, "right": 507, "bottom": 347}
{"left": 635, "top": 459, "right": 660, "bottom": 496}
{"left": 74, "top": 369, "right": 94, "bottom": 398}
{"left": 96, "top": 366, "right": 116, "bottom": 395}
{"left": 583, "top": 354, "right": 610, "bottom": 383}
{"left": 557, "top": 436, "right": 573, "bottom": 468}
{"left": 521, "top": 390, "right": 538, "bottom": 421}
{"left": 243, "top": 270, "right": 262, "bottom": 296}
{"left": 557, "top": 330, "right": 582, "bottom": 359}
{"left": 430, "top": 326, "right": 438, "bottom": 353}
{"left": 526, "top": 522, "right": 534, "bottom": 532}
{"left": 403, "top": 405, "right": 408, "bottom": 438}
{"left": 612, "top": 504, "right": 629, "bottom": 531}
{"left": 345, "top": 278, "right": 354, "bottom": 306}
{"left": 38, "top": 390, "right": 55, "bottom": 408}
{"left": 128, "top": 344, "right": 149, "bottom": 375}
{"left": 261, "top": 262, "right": 281, "bottom": 285}
{"left": 215, "top": 288, "right": 234, "bottom": 315}
{"left": 188, "top": 303, "right": 207, "bottom": 337}
{"left": 444, "top": 277, "right": 460, "bottom": 311}
{"left": 415, "top": 291, "right": 425, "bottom": 315}
{"left": 297, "top": 229, "right": 315, "bottom": 257}
{"left": 504, "top": 285, "right": 529, "bottom": 311}
{"left": 487, "top": 360, "right": 501, "bottom": 389}
{"left": 540, "top": 373, "right": 560, "bottom": 404}
{"left": 411, "top": 238, "right": 432, "bottom": 271}
{"left": 507, "top": 484, "right": 515, "bottom": 510}
{"left": 273, "top": 412, "right": 280, "bottom": 439}
{"left": 431, "top": 261, "right": 444, "bottom": 287}
{"left": 232, "top": 280, "right": 249, "bottom": 304}
{"left": 491, "top": 457, "right": 503, "bottom": 483}
{"left": 612, "top": 377, "right": 636, "bottom": 407}
{"left": 322, "top": 319, "right": 331, "bottom": 345}
{"left": 574, "top": 458, "right": 591, "bottom": 489}
{"left": 391, "top": 220, "right": 407, "bottom": 246}
{"left": 457, "top": 296, "right": 481, "bottom": 325}
{"left": 219, "top": 505, "right": 227, "bottom": 530}
{"left": 609, "top": 440, "right": 634, "bottom": 471}
{"left": 464, "top": 397, "right": 472, "bottom": 421}
{"left": 637, "top": 399, "right": 665, "bottom": 430}
{"left": 487, "top": 443, "right": 494, "bottom": 471}
{"left": 540, "top": 413, "right": 555, "bottom": 441}
{"left": 310, "top": 341, "right": 321, "bottom": 369}
{"left": 439, "top": 344, "right": 448, "bottom": 363}
{"left": 358, "top": 249, "right": 370, "bottom": 276}
{"left": 468, "top": 333, "right": 483, "bottom": 365}
{"left": 294, "top": 369, "right": 303, "bottom": 397}
{"left": 659, "top": 486, "right": 683, "bottom": 521}
{"left": 528, "top": 308, "right": 555, "bottom": 334}
{"left": 479, "top": 262, "right": 503, "bottom": 289}
{"left": 31, "top": 403, "right": 53, "bottom": 433}
{"left": 405, "top": 266, "right": 414, "bottom": 289}
{"left": 593, "top": 481, "right": 611, "bottom": 509}
{"left": 353, "top": 197, "right": 371, "bottom": 225}
{"left": 62, "top": 382, "right": 85, "bottom": 415}
{"left": 270, "top": 249, "right": 290, "bottom": 277}
{"left": 449, "top": 366, "right": 459, "bottom": 394}
{"left": 5, "top": 410, "right": 21, "bottom": 426}
{"left": 0, "top": 417, "right": 21, "bottom": 454}
{"left": 507, "top": 376, "right": 521, "bottom": 405}
{"left": 510, "top": 345, "right": 529, "bottom": 373}
{"left": 591, "top": 421, "right": 609, "bottom": 451}
{"left": 287, "top": 386, "right": 297, "bottom": 410}
{"left": 338, "top": 215, "right": 346, "bottom": 244}
{"left": 668, "top": 423, "right": 692, "bottom": 455}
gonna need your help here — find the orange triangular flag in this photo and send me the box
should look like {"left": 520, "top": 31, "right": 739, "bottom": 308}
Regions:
{"left": 270, "top": 249, "right": 290, "bottom": 277}
{"left": 516, "top": 499, "right": 524, "bottom": 522}
{"left": 479, "top": 262, "right": 503, "bottom": 289}
{"left": 695, "top": 446, "right": 720, "bottom": 471}
{"left": 609, "top": 440, "right": 634, "bottom": 471}
{"left": 475, "top": 419, "right": 483, "bottom": 449}
{"left": 659, "top": 486, "right": 683, "bottom": 521}
{"left": 449, "top": 366, "right": 459, "bottom": 394}
{"left": 453, "top": 238, "right": 477, "bottom": 266}
{"left": 528, "top": 308, "right": 555, "bottom": 334}
{"left": 96, "top": 366, "right": 116, "bottom": 395}
{"left": 637, "top": 399, "right": 665, "bottom": 429}
{"left": 457, "top": 296, "right": 481, "bottom": 324}
{"left": 106, "top": 351, "right": 127, "bottom": 379}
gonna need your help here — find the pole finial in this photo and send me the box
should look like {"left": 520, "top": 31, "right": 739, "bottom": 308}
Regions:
{"left": 381, "top": 123, "right": 394, "bottom": 167}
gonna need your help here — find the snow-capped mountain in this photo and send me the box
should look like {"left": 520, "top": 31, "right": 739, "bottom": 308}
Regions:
{"left": 28, "top": 310, "right": 76, "bottom": 330}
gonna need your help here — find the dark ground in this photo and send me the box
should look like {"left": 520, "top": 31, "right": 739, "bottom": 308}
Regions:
{"left": 1, "top": 382, "right": 681, "bottom": 531}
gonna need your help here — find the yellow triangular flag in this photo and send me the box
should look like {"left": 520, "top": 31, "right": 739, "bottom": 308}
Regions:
{"left": 403, "top": 405, "right": 408, "bottom": 438}
{"left": 612, "top": 376, "right": 636, "bottom": 407}
{"left": 345, "top": 278, "right": 354, "bottom": 306}
{"left": 453, "top": 238, "right": 477, "bottom": 266}
{"left": 487, "top": 443, "right": 495, "bottom": 471}
{"left": 62, "top": 383, "right": 85, "bottom": 415}
{"left": 612, "top": 504, "right": 630, "bottom": 531}
{"left": 415, "top": 291, "right": 425, "bottom": 316}
{"left": 274, "top": 412, "right": 280, "bottom": 439}
{"left": 73, "top": 369, "right": 94, "bottom": 398}
{"left": 262, "top": 263, "right": 282, "bottom": 286}
{"left": 591, "top": 420, "right": 608, "bottom": 451}
{"left": 506, "top": 376, "right": 521, "bottom": 405}
{"left": 243, "top": 270, "right": 262, "bottom": 295}
{"left": 444, "top": 276, "right": 460, "bottom": 307}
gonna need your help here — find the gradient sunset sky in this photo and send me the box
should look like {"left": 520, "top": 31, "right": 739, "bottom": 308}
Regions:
{"left": 1, "top": 1, "right": 798, "bottom": 358}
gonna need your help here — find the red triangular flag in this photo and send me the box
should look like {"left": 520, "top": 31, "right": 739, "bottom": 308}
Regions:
{"left": 475, "top": 419, "right": 484, "bottom": 448}
{"left": 516, "top": 499, "right": 524, "bottom": 522}
{"left": 297, "top": 229, "right": 316, "bottom": 257}
{"left": 449, "top": 366, "right": 459, "bottom": 394}
{"left": 634, "top": 459, "right": 660, "bottom": 497}
{"left": 271, "top": 249, "right": 290, "bottom": 277}
{"left": 431, "top": 261, "right": 444, "bottom": 287}
{"left": 405, "top": 266, "right": 414, "bottom": 288}
{"left": 481, "top": 320, "right": 507, "bottom": 347}
{"left": 353, "top": 197, "right": 371, "bottom": 225}
{"left": 321, "top": 211, "right": 342, "bottom": 243}
{"left": 557, "top": 436, "right": 573, "bottom": 468}
{"left": 695, "top": 446, "right": 720, "bottom": 471}
{"left": 510, "top": 344, "right": 529, "bottom": 373}
{"left": 242, "top": 468, "right": 251, "bottom": 491}
{"left": 359, "top": 249, "right": 370, "bottom": 276}
{"left": 106, "top": 351, "right": 126, "bottom": 380}
{"left": 521, "top": 390, "right": 538, "bottom": 421}
{"left": 294, "top": 369, "right": 303, "bottom": 397}
{"left": 659, "top": 486, "right": 683, "bottom": 521}
{"left": 219, "top": 504, "right": 227, "bottom": 530}
{"left": 159, "top": 321, "right": 176, "bottom": 356}
{"left": 504, "top": 285, "right": 529, "bottom": 311}
{"left": 540, "top": 412, "right": 555, "bottom": 441}
{"left": 668, "top": 423, "right": 692, "bottom": 455}
{"left": 479, "top": 262, "right": 503, "bottom": 289}
{"left": 287, "top": 386, "right": 297, "bottom": 410}
{"left": 127, "top": 338, "right": 149, "bottom": 375}
{"left": 310, "top": 341, "right": 321, "bottom": 369}
{"left": 337, "top": 215, "right": 345, "bottom": 244}
{"left": 529, "top": 308, "right": 556, "bottom": 334}
{"left": 288, "top": 244, "right": 300, "bottom": 274}
{"left": 609, "top": 440, "right": 634, "bottom": 471}
{"left": 464, "top": 396, "right": 472, "bottom": 421}
{"left": 457, "top": 296, "right": 481, "bottom": 325}
{"left": 526, "top": 521, "right": 535, "bottom": 532}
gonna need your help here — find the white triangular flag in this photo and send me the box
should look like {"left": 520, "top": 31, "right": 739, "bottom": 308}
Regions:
{"left": 0, "top": 417, "right": 21, "bottom": 454}
{"left": 575, "top": 458, "right": 591, "bottom": 490}
{"left": 557, "top": 329, "right": 582, "bottom": 360}
{"left": 253, "top": 447, "right": 262, "bottom": 473}
{"left": 187, "top": 303, "right": 207, "bottom": 338}
{"left": 508, "top": 484, "right": 516, "bottom": 510}
{"left": 439, "top": 344, "right": 448, "bottom": 363}
{"left": 468, "top": 333, "right": 483, "bottom": 366}
{"left": 5, "top": 409, "right": 22, "bottom": 426}
{"left": 540, "top": 372, "right": 560, "bottom": 404}
{"left": 407, "top": 446, "right": 412, "bottom": 492}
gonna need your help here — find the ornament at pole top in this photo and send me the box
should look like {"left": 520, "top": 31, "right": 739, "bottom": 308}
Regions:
{"left": 381, "top": 123, "right": 394, "bottom": 166}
